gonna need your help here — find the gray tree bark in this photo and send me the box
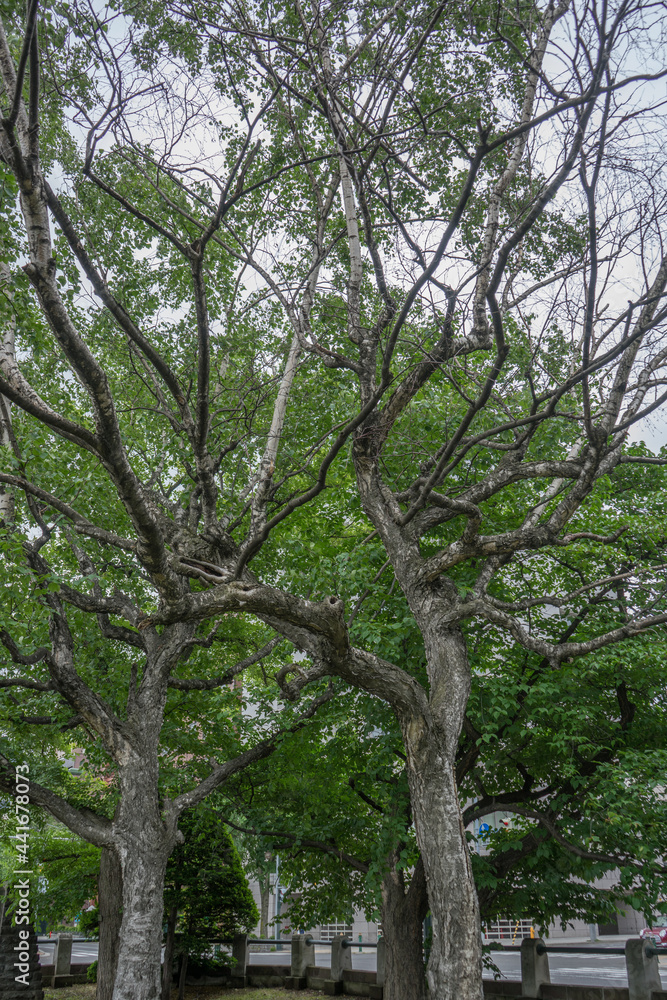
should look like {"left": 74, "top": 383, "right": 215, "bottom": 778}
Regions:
{"left": 403, "top": 626, "right": 483, "bottom": 1000}
{"left": 404, "top": 734, "right": 482, "bottom": 1000}
{"left": 351, "top": 454, "right": 485, "bottom": 999}
{"left": 112, "top": 839, "right": 171, "bottom": 1000}
{"left": 110, "top": 749, "right": 176, "bottom": 1000}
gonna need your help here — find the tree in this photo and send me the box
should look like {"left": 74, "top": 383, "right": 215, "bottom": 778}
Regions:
{"left": 224, "top": 699, "right": 429, "bottom": 1000}
{"left": 161, "top": 805, "right": 258, "bottom": 1000}
{"left": 462, "top": 600, "right": 667, "bottom": 936}
{"left": 226, "top": 505, "right": 667, "bottom": 998}
{"left": 2, "top": 1, "right": 667, "bottom": 998}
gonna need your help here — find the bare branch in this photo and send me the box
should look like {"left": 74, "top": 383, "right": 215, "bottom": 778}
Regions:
{"left": 168, "top": 636, "right": 282, "bottom": 689}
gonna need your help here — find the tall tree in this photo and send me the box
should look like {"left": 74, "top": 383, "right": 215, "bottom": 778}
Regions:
{"left": 162, "top": 806, "right": 258, "bottom": 1000}
{"left": 2, "top": 1, "right": 667, "bottom": 999}
{"left": 225, "top": 700, "right": 429, "bottom": 1000}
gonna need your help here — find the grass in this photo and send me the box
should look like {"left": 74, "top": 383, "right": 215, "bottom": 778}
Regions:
{"left": 43, "top": 987, "right": 325, "bottom": 1000}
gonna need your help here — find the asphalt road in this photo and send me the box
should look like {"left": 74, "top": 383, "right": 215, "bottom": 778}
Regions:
{"left": 38, "top": 940, "right": 99, "bottom": 965}
{"left": 36, "top": 940, "right": 667, "bottom": 989}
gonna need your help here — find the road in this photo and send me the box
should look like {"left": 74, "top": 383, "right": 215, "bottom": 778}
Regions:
{"left": 36, "top": 940, "right": 667, "bottom": 989}
{"left": 38, "top": 940, "right": 99, "bottom": 966}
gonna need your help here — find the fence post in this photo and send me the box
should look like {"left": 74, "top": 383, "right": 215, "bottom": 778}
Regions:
{"left": 520, "top": 938, "right": 550, "bottom": 998}
{"left": 626, "top": 938, "right": 662, "bottom": 1000}
{"left": 231, "top": 933, "right": 248, "bottom": 988}
{"left": 376, "top": 937, "right": 385, "bottom": 987}
{"left": 323, "top": 935, "right": 351, "bottom": 994}
{"left": 366, "top": 937, "right": 386, "bottom": 999}
{"left": 286, "top": 933, "right": 314, "bottom": 990}
{"left": 51, "top": 932, "right": 74, "bottom": 987}
{"left": 50, "top": 934, "right": 59, "bottom": 974}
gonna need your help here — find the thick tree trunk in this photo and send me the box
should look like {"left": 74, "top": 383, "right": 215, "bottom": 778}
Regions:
{"left": 97, "top": 846, "right": 123, "bottom": 1000}
{"left": 354, "top": 454, "right": 484, "bottom": 998}
{"left": 402, "top": 619, "right": 483, "bottom": 1000}
{"left": 110, "top": 752, "right": 175, "bottom": 1000}
{"left": 161, "top": 906, "right": 178, "bottom": 1000}
{"left": 112, "top": 843, "right": 169, "bottom": 1000}
{"left": 405, "top": 732, "right": 482, "bottom": 1000}
{"left": 381, "top": 857, "right": 428, "bottom": 1000}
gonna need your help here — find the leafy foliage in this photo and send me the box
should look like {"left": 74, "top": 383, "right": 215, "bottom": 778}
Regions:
{"left": 164, "top": 805, "right": 258, "bottom": 958}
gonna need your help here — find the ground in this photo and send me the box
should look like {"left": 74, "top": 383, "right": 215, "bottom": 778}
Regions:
{"left": 43, "top": 988, "right": 325, "bottom": 1000}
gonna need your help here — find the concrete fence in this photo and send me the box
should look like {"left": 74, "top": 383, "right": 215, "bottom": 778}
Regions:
{"left": 37, "top": 931, "right": 667, "bottom": 999}
{"left": 243, "top": 934, "right": 385, "bottom": 997}
{"left": 483, "top": 937, "right": 667, "bottom": 1000}
{"left": 39, "top": 932, "right": 386, "bottom": 996}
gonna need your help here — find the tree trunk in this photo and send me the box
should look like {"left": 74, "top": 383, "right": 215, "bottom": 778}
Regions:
{"left": 381, "top": 856, "right": 428, "bottom": 1000}
{"left": 259, "top": 874, "right": 270, "bottom": 938}
{"left": 177, "top": 951, "right": 188, "bottom": 1000}
{"left": 97, "top": 846, "right": 123, "bottom": 1000}
{"left": 111, "top": 752, "right": 174, "bottom": 1000}
{"left": 405, "top": 732, "right": 482, "bottom": 1000}
{"left": 161, "top": 906, "right": 178, "bottom": 1000}
{"left": 0, "top": 261, "right": 15, "bottom": 527}
{"left": 111, "top": 842, "right": 169, "bottom": 1000}
{"left": 354, "top": 455, "right": 484, "bottom": 998}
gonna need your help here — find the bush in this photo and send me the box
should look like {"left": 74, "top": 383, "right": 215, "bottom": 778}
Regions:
{"left": 79, "top": 908, "right": 99, "bottom": 939}
{"left": 185, "top": 956, "right": 232, "bottom": 978}
{"left": 86, "top": 960, "right": 98, "bottom": 983}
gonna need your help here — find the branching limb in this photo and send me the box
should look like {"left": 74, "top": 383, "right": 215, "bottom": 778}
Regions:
{"left": 0, "top": 676, "right": 53, "bottom": 690}
{"left": 44, "top": 184, "right": 195, "bottom": 437}
{"left": 0, "top": 473, "right": 135, "bottom": 551}
{"left": 223, "top": 817, "right": 370, "bottom": 874}
{"left": 0, "top": 369, "right": 100, "bottom": 457}
{"left": 171, "top": 683, "right": 335, "bottom": 813}
{"left": 482, "top": 563, "right": 667, "bottom": 614}
{"left": 453, "top": 597, "right": 667, "bottom": 664}
{"left": 168, "top": 636, "right": 282, "bottom": 690}
{"left": 0, "top": 630, "right": 49, "bottom": 666}
{"left": 0, "top": 750, "right": 112, "bottom": 847}
{"left": 472, "top": 800, "right": 654, "bottom": 868}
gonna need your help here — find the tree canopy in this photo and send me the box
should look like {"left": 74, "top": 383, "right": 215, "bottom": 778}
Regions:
{"left": 1, "top": 1, "right": 667, "bottom": 998}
